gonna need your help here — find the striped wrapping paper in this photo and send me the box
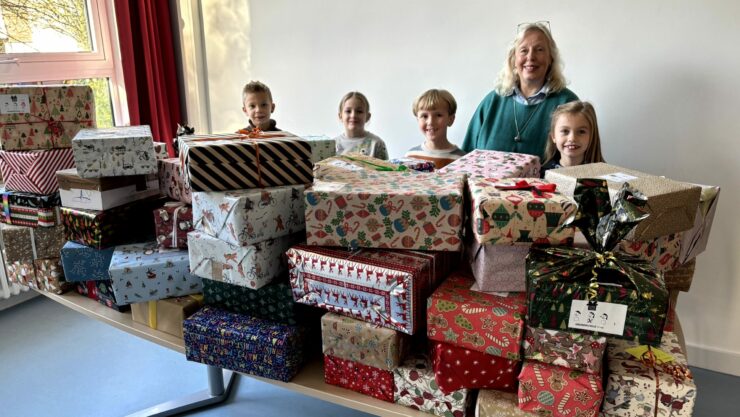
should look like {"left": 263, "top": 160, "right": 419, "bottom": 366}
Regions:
{"left": 178, "top": 132, "right": 313, "bottom": 192}
{"left": 0, "top": 189, "right": 61, "bottom": 227}
{"left": 0, "top": 148, "right": 75, "bottom": 194}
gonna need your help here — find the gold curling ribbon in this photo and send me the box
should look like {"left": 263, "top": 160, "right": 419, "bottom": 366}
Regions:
{"left": 147, "top": 300, "right": 158, "bottom": 329}
{"left": 588, "top": 251, "right": 618, "bottom": 302}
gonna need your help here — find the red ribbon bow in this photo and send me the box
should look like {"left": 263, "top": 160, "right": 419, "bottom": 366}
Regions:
{"left": 640, "top": 346, "right": 693, "bottom": 417}
{"left": 494, "top": 180, "right": 556, "bottom": 197}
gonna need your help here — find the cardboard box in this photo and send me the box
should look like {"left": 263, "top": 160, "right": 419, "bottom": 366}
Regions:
{"left": 0, "top": 148, "right": 75, "bottom": 194}
{"left": 131, "top": 295, "right": 203, "bottom": 338}
{"left": 57, "top": 168, "right": 161, "bottom": 211}
{"left": 72, "top": 125, "right": 157, "bottom": 178}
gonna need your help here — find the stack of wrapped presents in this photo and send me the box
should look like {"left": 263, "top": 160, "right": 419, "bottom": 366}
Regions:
{"left": 1, "top": 86, "right": 720, "bottom": 417}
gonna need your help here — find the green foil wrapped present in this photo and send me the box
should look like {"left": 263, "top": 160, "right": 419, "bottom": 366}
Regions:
{"left": 526, "top": 179, "right": 668, "bottom": 346}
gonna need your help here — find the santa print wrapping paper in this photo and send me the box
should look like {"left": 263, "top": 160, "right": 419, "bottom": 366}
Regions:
{"left": 154, "top": 203, "right": 193, "bottom": 249}
{"left": 76, "top": 280, "right": 129, "bottom": 312}
{"left": 602, "top": 332, "right": 695, "bottom": 417}
{"left": 468, "top": 177, "right": 576, "bottom": 245}
{"left": 0, "top": 189, "right": 60, "bottom": 227}
{"left": 192, "top": 185, "right": 305, "bottom": 247}
{"left": 476, "top": 389, "right": 533, "bottom": 417}
{"left": 184, "top": 306, "right": 306, "bottom": 382}
{"left": 427, "top": 272, "right": 527, "bottom": 359}
{"left": 202, "top": 278, "right": 303, "bottom": 325}
{"left": 323, "top": 354, "right": 395, "bottom": 402}
{"left": 287, "top": 244, "right": 451, "bottom": 335}
{"left": 432, "top": 341, "right": 519, "bottom": 393}
{"left": 0, "top": 148, "right": 75, "bottom": 194}
{"left": 60, "top": 241, "right": 115, "bottom": 282}
{"left": 158, "top": 158, "right": 192, "bottom": 204}
{"left": 518, "top": 361, "right": 604, "bottom": 417}
{"left": 0, "top": 85, "right": 96, "bottom": 151}
{"left": 437, "top": 149, "right": 540, "bottom": 179}
{"left": 305, "top": 171, "right": 465, "bottom": 251}
{"left": 0, "top": 223, "right": 64, "bottom": 262}
{"left": 394, "top": 353, "right": 470, "bottom": 417}
{"left": 321, "top": 312, "right": 409, "bottom": 370}
{"left": 72, "top": 125, "right": 157, "bottom": 178}
{"left": 523, "top": 326, "right": 606, "bottom": 374}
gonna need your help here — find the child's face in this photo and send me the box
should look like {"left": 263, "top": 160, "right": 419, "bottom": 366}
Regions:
{"left": 417, "top": 106, "right": 455, "bottom": 145}
{"left": 552, "top": 113, "right": 591, "bottom": 164}
{"left": 339, "top": 97, "right": 370, "bottom": 136}
{"left": 243, "top": 92, "right": 275, "bottom": 130}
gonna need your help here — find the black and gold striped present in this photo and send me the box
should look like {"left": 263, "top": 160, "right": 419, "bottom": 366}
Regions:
{"left": 178, "top": 131, "right": 313, "bottom": 192}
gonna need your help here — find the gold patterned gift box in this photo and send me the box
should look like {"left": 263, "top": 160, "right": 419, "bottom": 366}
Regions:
{"left": 131, "top": 294, "right": 203, "bottom": 338}
{"left": 0, "top": 223, "right": 65, "bottom": 262}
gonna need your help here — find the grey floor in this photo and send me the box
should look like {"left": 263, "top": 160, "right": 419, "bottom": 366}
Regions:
{"left": 1, "top": 297, "right": 738, "bottom": 417}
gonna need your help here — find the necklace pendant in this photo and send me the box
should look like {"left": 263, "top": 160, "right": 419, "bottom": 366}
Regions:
{"left": 514, "top": 135, "right": 521, "bottom": 142}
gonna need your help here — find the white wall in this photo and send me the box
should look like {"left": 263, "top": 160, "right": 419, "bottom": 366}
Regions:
{"left": 192, "top": 0, "right": 740, "bottom": 374}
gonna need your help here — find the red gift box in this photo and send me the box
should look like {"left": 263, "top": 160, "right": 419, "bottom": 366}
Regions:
{"left": 431, "top": 341, "right": 519, "bottom": 394}
{"left": 323, "top": 355, "right": 394, "bottom": 402}
{"left": 154, "top": 202, "right": 193, "bottom": 249}
{"left": 517, "top": 361, "right": 603, "bottom": 417}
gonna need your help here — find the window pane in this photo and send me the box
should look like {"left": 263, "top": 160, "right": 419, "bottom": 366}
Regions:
{"left": 0, "top": 0, "right": 94, "bottom": 54}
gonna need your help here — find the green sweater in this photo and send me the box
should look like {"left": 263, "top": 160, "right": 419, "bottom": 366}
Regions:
{"left": 461, "top": 88, "right": 578, "bottom": 161}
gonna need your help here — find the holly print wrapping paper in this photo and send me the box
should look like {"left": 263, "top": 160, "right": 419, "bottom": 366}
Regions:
{"left": 437, "top": 149, "right": 540, "bottom": 179}
{"left": 158, "top": 158, "right": 192, "bottom": 204}
{"left": 431, "top": 341, "right": 519, "bottom": 393}
{"left": 523, "top": 326, "right": 606, "bottom": 374}
{"left": 72, "top": 125, "right": 157, "bottom": 178}
{"left": 394, "top": 353, "right": 470, "bottom": 417}
{"left": 154, "top": 202, "right": 193, "bottom": 249}
{"left": 518, "top": 360, "right": 604, "bottom": 417}
{"left": 323, "top": 354, "right": 395, "bottom": 402}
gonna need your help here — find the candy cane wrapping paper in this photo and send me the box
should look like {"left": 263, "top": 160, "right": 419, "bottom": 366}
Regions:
{"left": 518, "top": 360, "right": 604, "bottom": 417}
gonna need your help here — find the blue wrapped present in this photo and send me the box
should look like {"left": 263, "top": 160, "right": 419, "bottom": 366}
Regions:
{"left": 60, "top": 241, "right": 115, "bottom": 282}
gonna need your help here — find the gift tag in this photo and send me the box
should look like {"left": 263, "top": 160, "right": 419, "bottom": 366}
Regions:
{"left": 0, "top": 94, "right": 30, "bottom": 114}
{"left": 598, "top": 172, "right": 638, "bottom": 183}
{"left": 625, "top": 345, "right": 674, "bottom": 363}
{"left": 568, "top": 299, "right": 627, "bottom": 335}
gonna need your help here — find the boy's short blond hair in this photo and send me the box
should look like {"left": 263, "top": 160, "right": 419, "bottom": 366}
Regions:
{"left": 242, "top": 80, "right": 273, "bottom": 103}
{"left": 412, "top": 89, "right": 457, "bottom": 116}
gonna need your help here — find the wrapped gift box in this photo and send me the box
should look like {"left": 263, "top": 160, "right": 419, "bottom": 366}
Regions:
{"left": 60, "top": 241, "right": 115, "bottom": 282}
{"left": 0, "top": 189, "right": 60, "bottom": 227}
{"left": 602, "top": 332, "right": 695, "bottom": 417}
{"left": 6, "top": 260, "right": 37, "bottom": 288}
{"left": 431, "top": 341, "right": 519, "bottom": 393}
{"left": 108, "top": 242, "right": 202, "bottom": 305}
{"left": 188, "top": 231, "right": 297, "bottom": 290}
{"left": 0, "top": 148, "right": 75, "bottom": 194}
{"left": 544, "top": 163, "right": 702, "bottom": 241}
{"left": 153, "top": 141, "right": 169, "bottom": 160}
{"left": 476, "top": 389, "right": 532, "bottom": 417}
{"left": 523, "top": 326, "right": 606, "bottom": 374}
{"left": 158, "top": 158, "right": 192, "bottom": 204}
{"left": 34, "top": 258, "right": 71, "bottom": 294}
{"left": 321, "top": 312, "right": 409, "bottom": 370}
{"left": 467, "top": 239, "right": 530, "bottom": 292}
{"left": 131, "top": 295, "right": 203, "bottom": 338}
{"left": 57, "top": 168, "right": 160, "bottom": 211}
{"left": 313, "top": 154, "right": 414, "bottom": 181}
{"left": 394, "top": 353, "right": 470, "bottom": 417}
{"left": 427, "top": 272, "right": 527, "bottom": 359}
{"left": 0, "top": 85, "right": 96, "bottom": 151}
{"left": 299, "top": 134, "right": 336, "bottom": 162}
{"left": 664, "top": 259, "right": 696, "bottom": 292}
{"left": 305, "top": 172, "right": 465, "bottom": 251}
{"left": 389, "top": 157, "right": 436, "bottom": 172}
{"left": 184, "top": 306, "right": 306, "bottom": 382}
{"left": 154, "top": 203, "right": 193, "bottom": 249}
{"left": 437, "top": 149, "right": 540, "bottom": 179}
{"left": 677, "top": 184, "right": 719, "bottom": 264}
{"left": 287, "top": 244, "right": 451, "bottom": 335}
{"left": 518, "top": 360, "right": 603, "bottom": 417}
{"left": 0, "top": 223, "right": 64, "bottom": 262}
{"left": 618, "top": 233, "right": 682, "bottom": 273}
{"left": 468, "top": 178, "right": 576, "bottom": 245}
{"left": 178, "top": 131, "right": 313, "bottom": 192}
{"left": 72, "top": 125, "right": 157, "bottom": 178}
{"left": 192, "top": 185, "right": 305, "bottom": 247}
{"left": 202, "top": 278, "right": 303, "bottom": 325}
{"left": 323, "top": 355, "right": 394, "bottom": 402}
{"left": 75, "top": 280, "right": 129, "bottom": 312}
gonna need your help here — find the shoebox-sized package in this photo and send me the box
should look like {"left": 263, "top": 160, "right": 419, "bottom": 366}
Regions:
{"left": 298, "top": 134, "right": 335, "bottom": 163}
{"left": 544, "top": 163, "right": 701, "bottom": 241}
{"left": 184, "top": 306, "right": 306, "bottom": 382}
{"left": 56, "top": 168, "right": 160, "bottom": 211}
{"left": 321, "top": 312, "right": 409, "bottom": 370}
{"left": 523, "top": 326, "right": 606, "bottom": 374}
{"left": 188, "top": 231, "right": 297, "bottom": 290}
{"left": 131, "top": 294, "right": 203, "bottom": 338}
{"left": 0, "top": 223, "right": 64, "bottom": 262}
{"left": 476, "top": 389, "right": 532, "bottom": 417}
{"left": 394, "top": 353, "right": 471, "bottom": 417}
{"left": 6, "top": 260, "right": 37, "bottom": 288}
{"left": 312, "top": 154, "right": 416, "bottom": 182}
{"left": 76, "top": 280, "right": 129, "bottom": 312}
{"left": 287, "top": 244, "right": 451, "bottom": 335}
{"left": 323, "top": 355, "right": 394, "bottom": 402}
{"left": 427, "top": 272, "right": 527, "bottom": 359}
{"left": 0, "top": 84, "right": 96, "bottom": 151}
{"left": 108, "top": 242, "right": 202, "bottom": 305}
{"left": 467, "top": 240, "right": 530, "bottom": 292}
{"left": 0, "top": 189, "right": 60, "bottom": 227}
{"left": 72, "top": 125, "right": 157, "bottom": 178}
{"left": 60, "top": 241, "right": 114, "bottom": 282}
{"left": 154, "top": 202, "right": 193, "bottom": 249}
{"left": 7, "top": 258, "right": 71, "bottom": 294}
{"left": 431, "top": 341, "right": 519, "bottom": 393}
{"left": 677, "top": 184, "right": 719, "bottom": 264}
{"left": 602, "top": 331, "right": 695, "bottom": 417}
{"left": 192, "top": 185, "right": 305, "bottom": 247}
{"left": 178, "top": 131, "right": 313, "bottom": 192}
{"left": 437, "top": 149, "right": 540, "bottom": 179}
{"left": 0, "top": 148, "right": 74, "bottom": 194}
{"left": 202, "top": 278, "right": 303, "bottom": 325}
{"left": 305, "top": 171, "right": 465, "bottom": 251}
{"left": 518, "top": 360, "right": 604, "bottom": 417}
{"left": 158, "top": 158, "right": 192, "bottom": 204}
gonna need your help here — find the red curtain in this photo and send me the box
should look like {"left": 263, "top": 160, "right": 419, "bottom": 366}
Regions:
{"left": 115, "top": 0, "right": 181, "bottom": 157}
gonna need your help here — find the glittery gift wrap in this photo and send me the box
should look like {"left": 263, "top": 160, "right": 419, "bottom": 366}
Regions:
{"left": 305, "top": 171, "right": 465, "bottom": 251}
{"left": 56, "top": 168, "right": 160, "bottom": 211}
{"left": 523, "top": 326, "right": 606, "bottom": 374}
{"left": 437, "top": 149, "right": 540, "bottom": 179}
{"left": 131, "top": 295, "right": 203, "bottom": 338}
{"left": 188, "top": 231, "right": 298, "bottom": 289}
{"left": 72, "top": 125, "right": 158, "bottom": 178}
{"left": 60, "top": 241, "right": 115, "bottom": 282}
{"left": 184, "top": 306, "right": 306, "bottom": 382}
{"left": 321, "top": 312, "right": 409, "bottom": 370}
{"left": 468, "top": 177, "right": 576, "bottom": 245}
{"left": 158, "top": 158, "right": 192, "bottom": 204}
{"left": 602, "top": 332, "right": 695, "bottom": 417}
{"left": 75, "top": 279, "right": 129, "bottom": 312}
{"left": 299, "top": 134, "right": 336, "bottom": 162}
{"left": 476, "top": 390, "right": 532, "bottom": 417}
{"left": 323, "top": 354, "right": 394, "bottom": 402}
{"left": 467, "top": 239, "right": 529, "bottom": 292}
{"left": 108, "top": 242, "right": 202, "bottom": 305}
{"left": 394, "top": 353, "right": 471, "bottom": 417}
{"left": 389, "top": 157, "right": 436, "bottom": 172}
{"left": 0, "top": 189, "right": 60, "bottom": 227}
{"left": 34, "top": 257, "right": 71, "bottom": 294}
{"left": 154, "top": 203, "right": 193, "bottom": 249}
{"left": 676, "top": 184, "right": 719, "bottom": 264}
{"left": 663, "top": 259, "right": 696, "bottom": 292}
{"left": 287, "top": 244, "right": 452, "bottom": 335}
{"left": 192, "top": 185, "right": 305, "bottom": 247}
{"left": 0, "top": 148, "right": 75, "bottom": 194}
{"left": 518, "top": 360, "right": 603, "bottom": 417}
{"left": 0, "top": 223, "right": 64, "bottom": 262}
{"left": 432, "top": 341, "right": 519, "bottom": 393}
{"left": 202, "top": 278, "right": 303, "bottom": 325}
{"left": 427, "top": 272, "right": 527, "bottom": 359}
{"left": 0, "top": 85, "right": 96, "bottom": 151}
